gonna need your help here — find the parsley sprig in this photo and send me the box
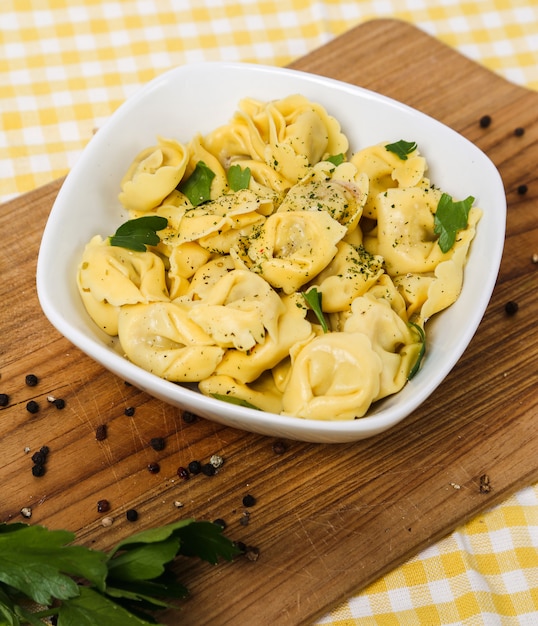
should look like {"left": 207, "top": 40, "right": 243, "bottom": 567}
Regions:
{"left": 0, "top": 519, "right": 240, "bottom": 625}
{"left": 178, "top": 161, "right": 215, "bottom": 206}
{"left": 109, "top": 215, "right": 168, "bottom": 252}
{"left": 434, "top": 193, "right": 475, "bottom": 253}
{"left": 385, "top": 139, "right": 418, "bottom": 160}
{"left": 301, "top": 287, "right": 329, "bottom": 333}
{"left": 407, "top": 322, "right": 426, "bottom": 380}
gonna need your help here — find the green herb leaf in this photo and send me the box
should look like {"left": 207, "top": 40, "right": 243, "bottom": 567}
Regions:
{"left": 178, "top": 161, "right": 215, "bottom": 206}
{"left": 385, "top": 139, "right": 418, "bottom": 160}
{"left": 175, "top": 520, "right": 241, "bottom": 564}
{"left": 0, "top": 523, "right": 108, "bottom": 605}
{"left": 59, "top": 586, "right": 155, "bottom": 626}
{"left": 407, "top": 322, "right": 426, "bottom": 380}
{"left": 434, "top": 193, "right": 475, "bottom": 253}
{"left": 325, "top": 153, "right": 345, "bottom": 166}
{"left": 212, "top": 393, "right": 261, "bottom": 411}
{"left": 301, "top": 287, "right": 328, "bottom": 333}
{"left": 0, "top": 519, "right": 239, "bottom": 625}
{"left": 109, "top": 215, "right": 168, "bottom": 252}
{"left": 227, "top": 164, "right": 251, "bottom": 191}
{"left": 107, "top": 536, "right": 181, "bottom": 583}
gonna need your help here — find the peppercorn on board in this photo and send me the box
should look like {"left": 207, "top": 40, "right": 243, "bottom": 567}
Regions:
{"left": 1, "top": 19, "right": 537, "bottom": 626}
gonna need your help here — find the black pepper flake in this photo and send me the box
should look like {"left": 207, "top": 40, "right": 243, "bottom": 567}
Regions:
{"left": 201, "top": 463, "right": 216, "bottom": 476}
{"left": 149, "top": 437, "right": 165, "bottom": 451}
{"left": 26, "top": 400, "right": 39, "bottom": 414}
{"left": 517, "top": 184, "right": 528, "bottom": 195}
{"left": 25, "top": 374, "right": 39, "bottom": 387}
{"left": 53, "top": 398, "right": 65, "bottom": 410}
{"left": 31, "top": 464, "right": 46, "bottom": 477}
{"left": 272, "top": 441, "right": 287, "bottom": 455}
{"left": 31, "top": 451, "right": 46, "bottom": 465}
{"left": 188, "top": 460, "right": 202, "bottom": 475}
{"left": 126, "top": 508, "right": 139, "bottom": 522}
{"left": 124, "top": 406, "right": 135, "bottom": 417}
{"left": 95, "top": 424, "right": 107, "bottom": 441}
{"left": 0, "top": 393, "right": 9, "bottom": 407}
{"left": 147, "top": 462, "right": 160, "bottom": 474}
{"left": 514, "top": 127, "right": 525, "bottom": 136}
{"left": 177, "top": 466, "right": 189, "bottom": 480}
{"left": 504, "top": 301, "right": 519, "bottom": 315}
{"left": 182, "top": 411, "right": 197, "bottom": 424}
{"left": 479, "top": 114, "right": 492, "bottom": 128}
{"left": 97, "top": 499, "right": 110, "bottom": 513}
{"left": 242, "top": 494, "right": 256, "bottom": 507}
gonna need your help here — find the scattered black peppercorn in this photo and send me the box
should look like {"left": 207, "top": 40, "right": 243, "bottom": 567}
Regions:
{"left": 126, "top": 508, "right": 139, "bottom": 522}
{"left": 182, "top": 411, "right": 197, "bottom": 423}
{"left": 97, "top": 499, "right": 110, "bottom": 513}
{"left": 272, "top": 441, "right": 287, "bottom": 455}
{"left": 213, "top": 518, "right": 227, "bottom": 529}
{"left": 31, "top": 451, "right": 46, "bottom": 465}
{"left": 242, "top": 494, "right": 257, "bottom": 507}
{"left": 124, "top": 406, "right": 135, "bottom": 417}
{"left": 40, "top": 445, "right": 50, "bottom": 456}
{"left": 147, "top": 462, "right": 160, "bottom": 474}
{"left": 31, "top": 464, "right": 46, "bottom": 477}
{"left": 26, "top": 400, "right": 39, "bottom": 414}
{"left": 177, "top": 466, "right": 189, "bottom": 480}
{"left": 0, "top": 393, "right": 9, "bottom": 407}
{"left": 517, "top": 184, "right": 528, "bottom": 195}
{"left": 504, "top": 301, "right": 519, "bottom": 315}
{"left": 53, "top": 398, "right": 65, "bottom": 410}
{"left": 95, "top": 424, "right": 107, "bottom": 441}
{"left": 479, "top": 114, "right": 492, "bottom": 128}
{"left": 188, "top": 460, "right": 202, "bottom": 475}
{"left": 149, "top": 437, "right": 165, "bottom": 451}
{"left": 201, "top": 463, "right": 216, "bottom": 476}
{"left": 234, "top": 540, "right": 247, "bottom": 553}
{"left": 25, "top": 374, "right": 39, "bottom": 387}
{"left": 514, "top": 127, "right": 525, "bottom": 136}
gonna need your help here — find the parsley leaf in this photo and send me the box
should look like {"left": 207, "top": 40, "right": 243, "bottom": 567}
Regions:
{"left": 325, "top": 153, "right": 345, "bottom": 166}
{"left": 109, "top": 215, "right": 168, "bottom": 252}
{"left": 227, "top": 164, "right": 251, "bottom": 191}
{"left": 301, "top": 287, "right": 328, "bottom": 333}
{"left": 434, "top": 193, "right": 475, "bottom": 253}
{"left": 178, "top": 161, "right": 215, "bottom": 206}
{"left": 211, "top": 393, "right": 261, "bottom": 411}
{"left": 0, "top": 523, "right": 108, "bottom": 605}
{"left": 0, "top": 520, "right": 240, "bottom": 625}
{"left": 385, "top": 139, "right": 418, "bottom": 160}
{"left": 407, "top": 322, "right": 426, "bottom": 380}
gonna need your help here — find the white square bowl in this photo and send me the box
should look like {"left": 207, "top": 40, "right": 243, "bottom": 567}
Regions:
{"left": 36, "top": 62, "right": 505, "bottom": 443}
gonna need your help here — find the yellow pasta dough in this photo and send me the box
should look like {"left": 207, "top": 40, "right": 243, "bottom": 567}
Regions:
{"left": 77, "top": 94, "right": 481, "bottom": 420}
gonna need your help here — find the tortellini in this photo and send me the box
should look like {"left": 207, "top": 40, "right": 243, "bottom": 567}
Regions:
{"left": 119, "top": 137, "right": 189, "bottom": 212}
{"left": 78, "top": 95, "right": 481, "bottom": 421}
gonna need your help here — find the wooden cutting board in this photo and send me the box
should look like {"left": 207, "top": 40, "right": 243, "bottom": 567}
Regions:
{"left": 1, "top": 19, "right": 537, "bottom": 625}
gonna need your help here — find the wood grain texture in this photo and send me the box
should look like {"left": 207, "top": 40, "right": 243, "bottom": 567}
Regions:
{"left": 1, "top": 19, "right": 537, "bottom": 625}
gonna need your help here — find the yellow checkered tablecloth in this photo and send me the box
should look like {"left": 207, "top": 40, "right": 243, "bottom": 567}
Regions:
{"left": 2, "top": 1, "right": 538, "bottom": 624}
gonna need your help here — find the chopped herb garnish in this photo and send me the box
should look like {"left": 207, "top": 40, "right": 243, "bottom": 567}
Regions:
{"left": 325, "top": 153, "right": 345, "bottom": 166}
{"left": 301, "top": 287, "right": 328, "bottom": 333}
{"left": 211, "top": 393, "right": 261, "bottom": 410}
{"left": 407, "top": 322, "right": 426, "bottom": 380}
{"left": 385, "top": 139, "right": 418, "bottom": 160}
{"left": 434, "top": 193, "right": 474, "bottom": 253}
{"left": 109, "top": 215, "right": 168, "bottom": 252}
{"left": 227, "top": 164, "right": 251, "bottom": 191}
{"left": 178, "top": 161, "right": 215, "bottom": 206}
